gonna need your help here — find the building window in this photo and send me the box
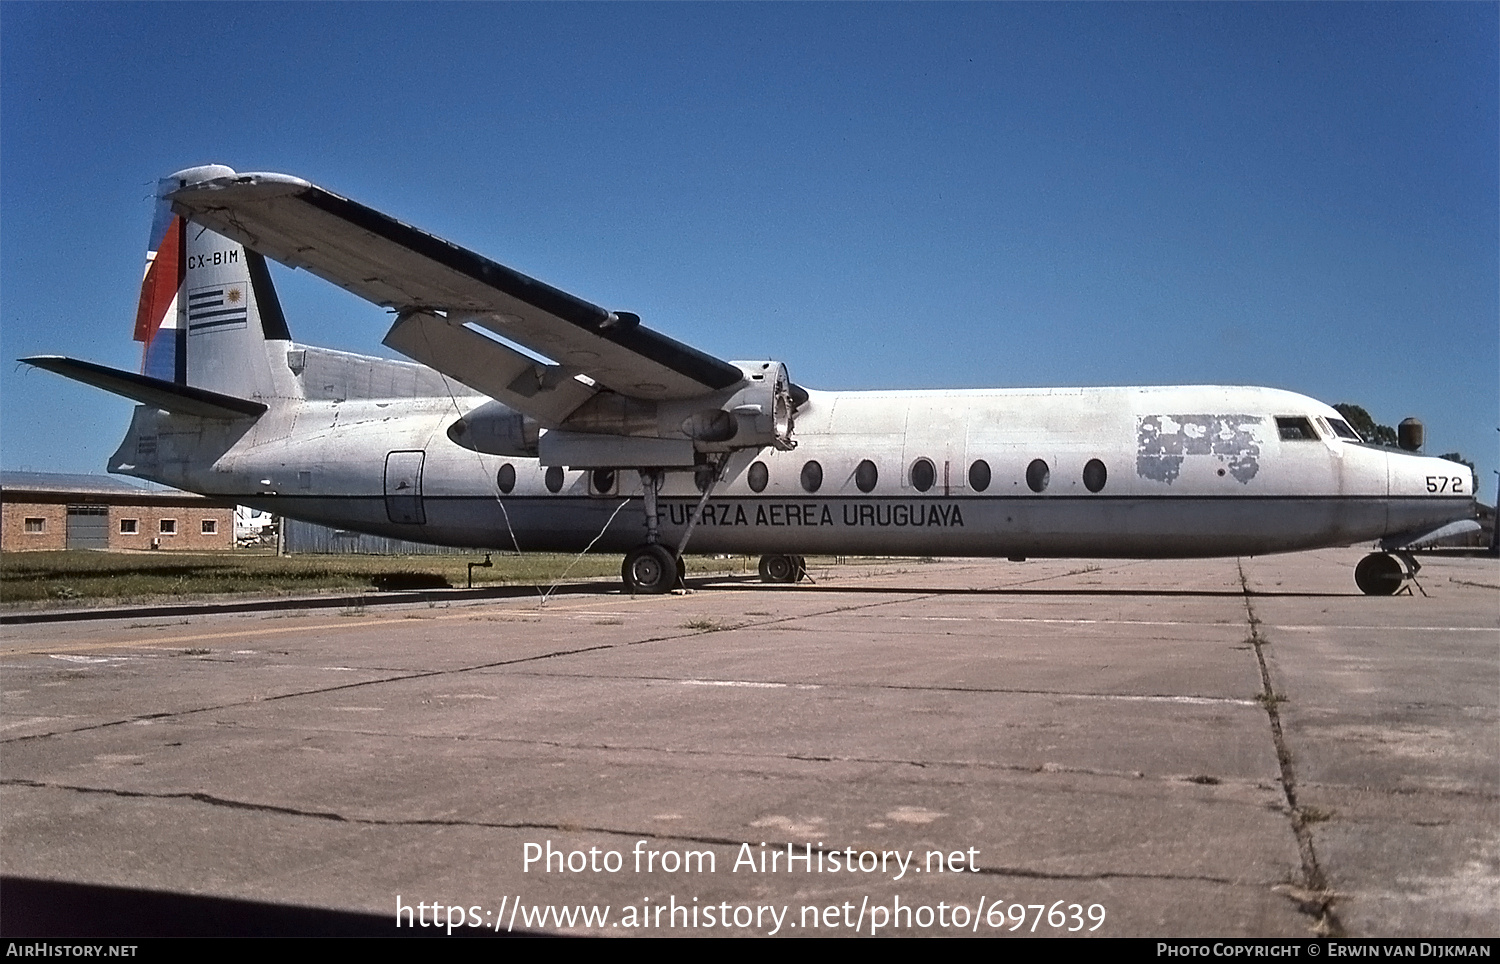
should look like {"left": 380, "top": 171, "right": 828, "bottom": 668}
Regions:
{"left": 120, "top": 519, "right": 138, "bottom": 534}
{"left": 25, "top": 517, "right": 45, "bottom": 533}
{"left": 160, "top": 519, "right": 177, "bottom": 535}
{"left": 202, "top": 520, "right": 217, "bottom": 535}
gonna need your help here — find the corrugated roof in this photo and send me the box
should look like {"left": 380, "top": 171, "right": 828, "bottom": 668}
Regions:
{"left": 0, "top": 471, "right": 149, "bottom": 495}
{"left": 0, "top": 471, "right": 220, "bottom": 504}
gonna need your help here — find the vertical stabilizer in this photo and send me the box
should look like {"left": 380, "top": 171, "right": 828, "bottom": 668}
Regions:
{"left": 135, "top": 165, "right": 292, "bottom": 400}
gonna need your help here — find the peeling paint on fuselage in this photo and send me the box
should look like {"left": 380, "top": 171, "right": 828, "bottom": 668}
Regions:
{"left": 1136, "top": 414, "right": 1262, "bottom": 485}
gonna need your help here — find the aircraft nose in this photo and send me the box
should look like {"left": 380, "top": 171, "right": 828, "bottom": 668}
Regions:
{"left": 1389, "top": 452, "right": 1476, "bottom": 501}
{"left": 1384, "top": 449, "right": 1478, "bottom": 538}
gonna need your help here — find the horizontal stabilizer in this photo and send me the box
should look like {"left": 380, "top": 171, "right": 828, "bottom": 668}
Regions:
{"left": 1379, "top": 519, "right": 1481, "bottom": 551}
{"left": 21, "top": 356, "right": 267, "bottom": 420}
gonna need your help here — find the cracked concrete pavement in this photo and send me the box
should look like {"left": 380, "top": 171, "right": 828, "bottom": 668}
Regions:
{"left": 2, "top": 550, "right": 1495, "bottom": 936}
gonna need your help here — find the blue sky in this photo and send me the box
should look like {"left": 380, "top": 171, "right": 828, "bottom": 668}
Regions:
{"left": 3, "top": 3, "right": 1497, "bottom": 498}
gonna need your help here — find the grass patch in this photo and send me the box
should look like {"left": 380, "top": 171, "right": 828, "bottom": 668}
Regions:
{"left": 1298, "top": 806, "right": 1335, "bottom": 824}
{"left": 0, "top": 552, "right": 892, "bottom": 610}
{"left": 0, "top": 550, "right": 770, "bottom": 609}
{"left": 682, "top": 618, "right": 740, "bottom": 632}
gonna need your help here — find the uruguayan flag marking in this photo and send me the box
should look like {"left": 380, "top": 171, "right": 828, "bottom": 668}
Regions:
{"left": 187, "top": 284, "right": 248, "bottom": 333}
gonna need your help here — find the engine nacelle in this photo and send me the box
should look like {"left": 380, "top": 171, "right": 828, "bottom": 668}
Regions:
{"left": 551, "top": 361, "right": 797, "bottom": 466}
{"left": 447, "top": 400, "right": 539, "bottom": 457}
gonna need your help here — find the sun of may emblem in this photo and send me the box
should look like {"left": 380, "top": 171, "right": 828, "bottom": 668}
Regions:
{"left": 225, "top": 286, "right": 243, "bottom": 304}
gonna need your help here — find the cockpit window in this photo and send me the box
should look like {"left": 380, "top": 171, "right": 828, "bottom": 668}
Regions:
{"left": 1276, "top": 416, "right": 1320, "bottom": 441}
{"left": 1326, "top": 418, "right": 1362, "bottom": 442}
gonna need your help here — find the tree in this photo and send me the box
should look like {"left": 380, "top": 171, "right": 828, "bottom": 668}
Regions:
{"left": 1332, "top": 403, "right": 1398, "bottom": 447}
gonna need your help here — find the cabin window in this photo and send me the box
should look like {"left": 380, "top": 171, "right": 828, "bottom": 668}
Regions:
{"left": 119, "top": 519, "right": 138, "bottom": 534}
{"left": 544, "top": 466, "right": 565, "bottom": 493}
{"left": 24, "top": 517, "right": 45, "bottom": 533}
{"left": 1276, "top": 417, "right": 1319, "bottom": 441}
{"left": 968, "top": 460, "right": 991, "bottom": 492}
{"left": 800, "top": 460, "right": 823, "bottom": 493}
{"left": 496, "top": 463, "right": 516, "bottom": 494}
{"left": 1026, "top": 459, "right": 1050, "bottom": 493}
{"left": 747, "top": 461, "right": 769, "bottom": 493}
{"left": 1327, "top": 418, "right": 1361, "bottom": 442}
{"left": 1083, "top": 459, "right": 1107, "bottom": 493}
{"left": 910, "top": 458, "right": 935, "bottom": 493}
{"left": 160, "top": 519, "right": 177, "bottom": 535}
{"left": 854, "top": 459, "right": 878, "bottom": 493}
{"left": 201, "top": 520, "right": 217, "bottom": 535}
{"left": 592, "top": 468, "right": 615, "bottom": 495}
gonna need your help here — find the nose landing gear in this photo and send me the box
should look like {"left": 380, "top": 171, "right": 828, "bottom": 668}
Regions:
{"left": 1354, "top": 551, "right": 1423, "bottom": 596}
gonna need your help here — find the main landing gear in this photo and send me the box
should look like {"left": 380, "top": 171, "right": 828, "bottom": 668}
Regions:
{"left": 758, "top": 554, "right": 807, "bottom": 584}
{"left": 1354, "top": 551, "right": 1421, "bottom": 596}
{"left": 620, "top": 461, "right": 724, "bottom": 595}
{"left": 622, "top": 544, "right": 681, "bottom": 594}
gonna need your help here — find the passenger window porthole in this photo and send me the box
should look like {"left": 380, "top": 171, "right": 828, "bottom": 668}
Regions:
{"left": 497, "top": 463, "right": 516, "bottom": 494}
{"left": 910, "top": 458, "right": 935, "bottom": 493}
{"left": 968, "top": 459, "right": 991, "bottom": 492}
{"left": 545, "top": 465, "right": 565, "bottom": 493}
{"left": 592, "top": 468, "right": 615, "bottom": 494}
{"left": 1083, "top": 459, "right": 1107, "bottom": 493}
{"left": 748, "top": 461, "right": 769, "bottom": 493}
{"left": 1026, "top": 459, "right": 1050, "bottom": 493}
{"left": 855, "top": 459, "right": 878, "bottom": 493}
{"left": 800, "top": 460, "right": 823, "bottom": 493}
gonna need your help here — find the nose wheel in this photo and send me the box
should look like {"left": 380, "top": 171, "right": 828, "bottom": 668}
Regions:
{"left": 1354, "top": 552, "right": 1419, "bottom": 596}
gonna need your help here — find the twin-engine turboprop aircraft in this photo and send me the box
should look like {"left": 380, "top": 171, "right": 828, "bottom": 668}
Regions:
{"left": 24, "top": 166, "right": 1477, "bottom": 595}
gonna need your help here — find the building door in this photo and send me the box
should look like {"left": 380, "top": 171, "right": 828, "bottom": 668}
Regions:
{"left": 384, "top": 451, "right": 426, "bottom": 525}
{"left": 65, "top": 505, "right": 109, "bottom": 549}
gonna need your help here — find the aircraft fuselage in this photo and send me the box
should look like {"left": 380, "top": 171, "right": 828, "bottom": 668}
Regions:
{"left": 108, "top": 374, "right": 1471, "bottom": 560}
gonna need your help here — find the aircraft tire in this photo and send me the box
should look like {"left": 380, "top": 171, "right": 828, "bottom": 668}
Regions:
{"left": 623, "top": 544, "right": 678, "bottom": 594}
{"left": 1354, "top": 552, "right": 1404, "bottom": 596}
{"left": 758, "top": 553, "right": 797, "bottom": 584}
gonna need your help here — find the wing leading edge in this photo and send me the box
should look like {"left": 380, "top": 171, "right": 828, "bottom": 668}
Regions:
{"left": 164, "top": 169, "right": 747, "bottom": 429}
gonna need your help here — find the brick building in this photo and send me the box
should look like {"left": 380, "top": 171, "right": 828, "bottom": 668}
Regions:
{"left": 1, "top": 472, "right": 235, "bottom": 552}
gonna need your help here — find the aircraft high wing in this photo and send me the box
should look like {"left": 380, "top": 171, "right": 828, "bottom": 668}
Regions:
{"left": 166, "top": 170, "right": 797, "bottom": 455}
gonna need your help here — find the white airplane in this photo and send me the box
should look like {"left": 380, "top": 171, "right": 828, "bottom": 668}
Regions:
{"left": 24, "top": 165, "right": 1477, "bottom": 595}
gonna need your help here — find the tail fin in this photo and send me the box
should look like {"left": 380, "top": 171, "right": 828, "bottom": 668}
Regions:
{"left": 133, "top": 165, "right": 292, "bottom": 400}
